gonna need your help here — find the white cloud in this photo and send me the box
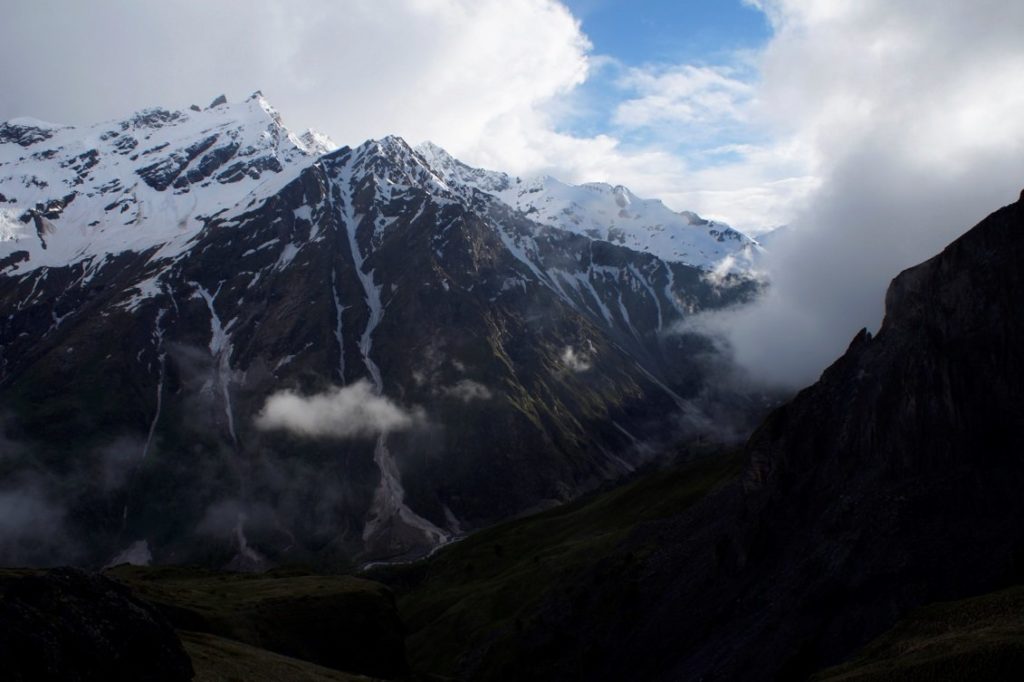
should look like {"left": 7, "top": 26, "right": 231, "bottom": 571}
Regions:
{"left": 3, "top": 0, "right": 1017, "bottom": 272}
{"left": 693, "top": 0, "right": 1024, "bottom": 388}
{"left": 255, "top": 380, "right": 423, "bottom": 439}
{"left": 613, "top": 64, "right": 754, "bottom": 130}
{"left": 0, "top": 0, "right": 803, "bottom": 233}
{"left": 0, "top": 0, "right": 589, "bottom": 163}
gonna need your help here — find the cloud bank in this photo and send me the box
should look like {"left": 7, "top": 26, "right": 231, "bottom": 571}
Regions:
{"left": 0, "top": 0, "right": 586, "bottom": 172}
{"left": 255, "top": 380, "right": 423, "bottom": 439}
{"left": 694, "top": 0, "right": 1024, "bottom": 388}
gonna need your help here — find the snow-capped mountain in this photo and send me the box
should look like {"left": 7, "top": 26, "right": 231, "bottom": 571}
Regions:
{"left": 0, "top": 95, "right": 764, "bottom": 568}
{"left": 0, "top": 91, "right": 334, "bottom": 272}
{"left": 416, "top": 141, "right": 761, "bottom": 271}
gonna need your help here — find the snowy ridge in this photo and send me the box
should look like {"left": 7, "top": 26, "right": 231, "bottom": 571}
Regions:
{"left": 192, "top": 282, "right": 238, "bottom": 445}
{"left": 0, "top": 92, "right": 323, "bottom": 273}
{"left": 1, "top": 93, "right": 759, "bottom": 280}
{"left": 416, "top": 141, "right": 761, "bottom": 272}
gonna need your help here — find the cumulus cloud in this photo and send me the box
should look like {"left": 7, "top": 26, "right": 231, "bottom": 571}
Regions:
{"left": 692, "top": 0, "right": 1024, "bottom": 388}
{"left": 255, "top": 380, "right": 423, "bottom": 439}
{"left": 0, "top": 0, "right": 587, "bottom": 163}
{"left": 441, "top": 379, "right": 494, "bottom": 402}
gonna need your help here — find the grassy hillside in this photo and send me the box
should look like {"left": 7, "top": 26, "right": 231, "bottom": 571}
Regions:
{"left": 107, "top": 565, "right": 408, "bottom": 679}
{"left": 182, "top": 630, "right": 377, "bottom": 682}
{"left": 816, "top": 586, "right": 1024, "bottom": 681}
{"left": 369, "top": 451, "right": 746, "bottom": 678}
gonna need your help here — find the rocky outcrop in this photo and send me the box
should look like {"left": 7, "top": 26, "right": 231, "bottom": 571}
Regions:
{"left": 0, "top": 568, "right": 193, "bottom": 681}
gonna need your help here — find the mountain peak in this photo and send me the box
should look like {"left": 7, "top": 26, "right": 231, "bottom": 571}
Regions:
{"left": 297, "top": 129, "right": 338, "bottom": 155}
{"left": 0, "top": 94, "right": 324, "bottom": 273}
{"left": 416, "top": 140, "right": 457, "bottom": 164}
{"left": 373, "top": 134, "right": 413, "bottom": 152}
{"left": 350, "top": 135, "right": 422, "bottom": 169}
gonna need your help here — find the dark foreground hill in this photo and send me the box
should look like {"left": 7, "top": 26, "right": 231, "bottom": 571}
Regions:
{"left": 373, "top": 190, "right": 1024, "bottom": 680}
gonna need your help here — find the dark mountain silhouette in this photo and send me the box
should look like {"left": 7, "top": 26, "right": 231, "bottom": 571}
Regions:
{"left": 381, "top": 191, "right": 1024, "bottom": 681}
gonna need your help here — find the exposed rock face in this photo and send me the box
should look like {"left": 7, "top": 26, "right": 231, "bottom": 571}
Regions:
{"left": 453, "top": 194, "right": 1024, "bottom": 680}
{"left": 0, "top": 568, "right": 193, "bottom": 682}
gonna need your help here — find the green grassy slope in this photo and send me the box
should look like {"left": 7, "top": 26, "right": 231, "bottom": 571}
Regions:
{"left": 369, "top": 452, "right": 746, "bottom": 678}
{"left": 107, "top": 565, "right": 408, "bottom": 679}
{"left": 816, "top": 586, "right": 1024, "bottom": 681}
{"left": 182, "top": 630, "right": 378, "bottom": 682}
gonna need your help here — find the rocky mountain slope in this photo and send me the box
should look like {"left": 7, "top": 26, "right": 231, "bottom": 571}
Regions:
{"left": 0, "top": 95, "right": 762, "bottom": 568}
{"left": 377, "top": 191, "right": 1024, "bottom": 680}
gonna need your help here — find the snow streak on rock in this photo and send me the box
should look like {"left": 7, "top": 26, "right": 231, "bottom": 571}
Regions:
{"left": 331, "top": 269, "right": 347, "bottom": 384}
{"left": 140, "top": 308, "right": 167, "bottom": 461}
{"left": 338, "top": 156, "right": 383, "bottom": 390}
{"left": 192, "top": 282, "right": 237, "bottom": 445}
{"left": 334, "top": 151, "right": 449, "bottom": 552}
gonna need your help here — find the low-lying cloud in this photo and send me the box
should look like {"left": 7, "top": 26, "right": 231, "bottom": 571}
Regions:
{"left": 691, "top": 0, "right": 1024, "bottom": 389}
{"left": 561, "top": 346, "right": 592, "bottom": 372}
{"left": 255, "top": 379, "right": 423, "bottom": 439}
{"left": 441, "top": 379, "right": 494, "bottom": 403}
{"left": 0, "top": 476, "right": 77, "bottom": 566}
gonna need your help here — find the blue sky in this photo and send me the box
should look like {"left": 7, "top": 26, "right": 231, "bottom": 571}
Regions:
{"left": 564, "top": 0, "right": 771, "bottom": 66}
{"left": 557, "top": 1, "right": 774, "bottom": 169}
